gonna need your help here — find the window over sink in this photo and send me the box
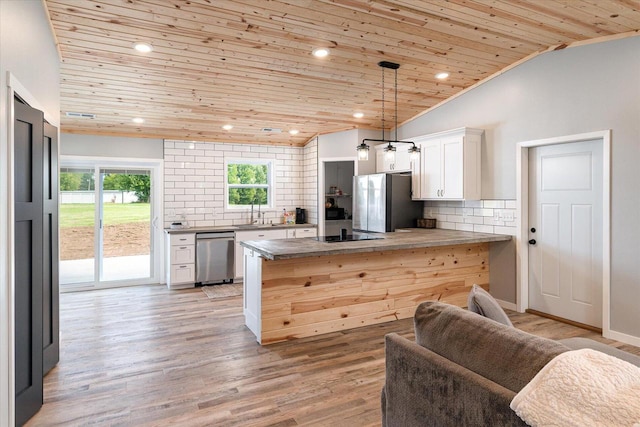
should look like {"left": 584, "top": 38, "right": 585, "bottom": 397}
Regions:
{"left": 225, "top": 158, "right": 274, "bottom": 209}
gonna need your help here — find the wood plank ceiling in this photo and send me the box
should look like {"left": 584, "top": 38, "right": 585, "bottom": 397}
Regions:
{"left": 45, "top": 0, "right": 640, "bottom": 146}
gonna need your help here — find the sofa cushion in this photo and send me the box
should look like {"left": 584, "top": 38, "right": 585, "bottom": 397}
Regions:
{"left": 414, "top": 301, "right": 569, "bottom": 393}
{"left": 467, "top": 284, "right": 513, "bottom": 327}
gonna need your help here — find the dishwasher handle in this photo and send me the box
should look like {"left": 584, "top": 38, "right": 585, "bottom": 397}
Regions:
{"left": 197, "top": 232, "right": 235, "bottom": 239}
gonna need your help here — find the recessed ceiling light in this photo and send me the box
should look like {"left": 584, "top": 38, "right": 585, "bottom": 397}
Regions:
{"left": 289, "top": 129, "right": 299, "bottom": 135}
{"left": 132, "top": 117, "right": 144, "bottom": 124}
{"left": 222, "top": 124, "right": 233, "bottom": 130}
{"left": 312, "top": 48, "right": 329, "bottom": 58}
{"left": 133, "top": 42, "right": 153, "bottom": 53}
{"left": 353, "top": 112, "right": 364, "bottom": 119}
{"left": 435, "top": 72, "right": 450, "bottom": 80}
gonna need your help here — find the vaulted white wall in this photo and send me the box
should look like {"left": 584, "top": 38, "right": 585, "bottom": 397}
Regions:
{"left": 399, "top": 36, "right": 640, "bottom": 342}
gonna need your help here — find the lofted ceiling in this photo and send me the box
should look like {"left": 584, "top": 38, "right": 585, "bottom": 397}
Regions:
{"left": 45, "top": 0, "right": 640, "bottom": 146}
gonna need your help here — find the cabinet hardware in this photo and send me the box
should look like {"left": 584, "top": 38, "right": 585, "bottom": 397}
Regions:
{"left": 528, "top": 239, "right": 536, "bottom": 245}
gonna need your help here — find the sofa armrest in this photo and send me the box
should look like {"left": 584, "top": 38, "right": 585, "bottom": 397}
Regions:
{"left": 383, "top": 333, "right": 528, "bottom": 427}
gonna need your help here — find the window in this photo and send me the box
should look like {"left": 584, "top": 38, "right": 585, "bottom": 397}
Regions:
{"left": 225, "top": 159, "right": 274, "bottom": 209}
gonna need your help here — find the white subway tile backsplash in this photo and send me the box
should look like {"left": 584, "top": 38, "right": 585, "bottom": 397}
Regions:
{"left": 455, "top": 223, "right": 473, "bottom": 232}
{"left": 425, "top": 199, "right": 518, "bottom": 237}
{"left": 447, "top": 215, "right": 465, "bottom": 223}
{"left": 484, "top": 217, "right": 504, "bottom": 226}
{"left": 464, "top": 200, "right": 482, "bottom": 208}
{"left": 164, "top": 139, "right": 313, "bottom": 227}
{"left": 463, "top": 216, "right": 484, "bottom": 225}
{"left": 483, "top": 200, "right": 505, "bottom": 209}
{"left": 474, "top": 208, "right": 494, "bottom": 217}
{"left": 473, "top": 224, "right": 494, "bottom": 233}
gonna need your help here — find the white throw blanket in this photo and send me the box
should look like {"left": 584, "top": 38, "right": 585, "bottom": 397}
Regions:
{"left": 510, "top": 348, "right": 640, "bottom": 427}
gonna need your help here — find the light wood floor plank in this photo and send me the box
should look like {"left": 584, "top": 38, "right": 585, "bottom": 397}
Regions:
{"left": 26, "top": 284, "right": 640, "bottom": 426}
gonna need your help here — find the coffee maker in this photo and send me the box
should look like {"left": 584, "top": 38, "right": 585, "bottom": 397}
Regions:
{"left": 295, "top": 208, "right": 307, "bottom": 224}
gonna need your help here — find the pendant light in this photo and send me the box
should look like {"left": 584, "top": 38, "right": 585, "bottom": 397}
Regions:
{"left": 357, "top": 61, "right": 420, "bottom": 162}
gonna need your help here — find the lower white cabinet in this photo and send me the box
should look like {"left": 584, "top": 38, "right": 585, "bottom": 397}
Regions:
{"left": 166, "top": 233, "right": 196, "bottom": 289}
{"left": 235, "top": 227, "right": 318, "bottom": 279}
{"left": 286, "top": 227, "right": 318, "bottom": 239}
{"left": 235, "top": 229, "right": 287, "bottom": 279}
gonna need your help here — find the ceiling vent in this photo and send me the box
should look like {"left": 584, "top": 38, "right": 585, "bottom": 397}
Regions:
{"left": 66, "top": 112, "right": 96, "bottom": 119}
{"left": 260, "top": 127, "right": 282, "bottom": 133}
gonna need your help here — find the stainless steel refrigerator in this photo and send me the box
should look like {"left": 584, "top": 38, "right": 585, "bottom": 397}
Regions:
{"left": 353, "top": 173, "right": 423, "bottom": 233}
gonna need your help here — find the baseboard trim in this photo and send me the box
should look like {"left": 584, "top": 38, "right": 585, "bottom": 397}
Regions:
{"left": 604, "top": 329, "right": 640, "bottom": 348}
{"left": 526, "top": 309, "right": 602, "bottom": 333}
{"left": 496, "top": 299, "right": 517, "bottom": 311}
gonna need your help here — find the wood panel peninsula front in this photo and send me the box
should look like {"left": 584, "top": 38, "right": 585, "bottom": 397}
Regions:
{"left": 241, "top": 229, "right": 512, "bottom": 344}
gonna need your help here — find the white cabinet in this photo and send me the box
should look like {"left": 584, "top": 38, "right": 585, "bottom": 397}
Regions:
{"left": 166, "top": 233, "right": 196, "bottom": 289}
{"left": 235, "top": 229, "right": 287, "bottom": 279}
{"left": 286, "top": 227, "right": 318, "bottom": 239}
{"left": 376, "top": 143, "right": 412, "bottom": 173}
{"left": 411, "top": 128, "right": 483, "bottom": 201}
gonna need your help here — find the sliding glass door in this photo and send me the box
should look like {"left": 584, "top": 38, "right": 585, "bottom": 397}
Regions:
{"left": 100, "top": 169, "right": 152, "bottom": 282}
{"left": 59, "top": 167, "right": 96, "bottom": 285}
{"left": 59, "top": 159, "right": 162, "bottom": 290}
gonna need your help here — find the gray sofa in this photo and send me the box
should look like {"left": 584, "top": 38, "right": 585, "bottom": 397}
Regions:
{"left": 381, "top": 301, "right": 640, "bottom": 427}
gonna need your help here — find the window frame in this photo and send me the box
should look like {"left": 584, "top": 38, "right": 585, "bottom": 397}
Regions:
{"left": 224, "top": 158, "right": 275, "bottom": 210}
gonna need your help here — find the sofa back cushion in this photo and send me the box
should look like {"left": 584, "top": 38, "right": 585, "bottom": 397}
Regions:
{"left": 414, "top": 301, "right": 569, "bottom": 393}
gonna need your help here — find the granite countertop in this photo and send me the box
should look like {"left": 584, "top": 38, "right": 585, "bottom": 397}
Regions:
{"left": 165, "top": 223, "right": 317, "bottom": 234}
{"left": 240, "top": 228, "right": 512, "bottom": 260}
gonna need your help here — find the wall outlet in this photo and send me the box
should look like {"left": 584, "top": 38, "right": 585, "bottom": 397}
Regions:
{"left": 502, "top": 210, "right": 515, "bottom": 222}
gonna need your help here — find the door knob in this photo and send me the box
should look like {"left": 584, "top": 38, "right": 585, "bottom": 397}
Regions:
{"left": 528, "top": 239, "right": 536, "bottom": 245}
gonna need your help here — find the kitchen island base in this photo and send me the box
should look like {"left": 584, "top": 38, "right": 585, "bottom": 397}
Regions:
{"left": 244, "top": 242, "right": 490, "bottom": 344}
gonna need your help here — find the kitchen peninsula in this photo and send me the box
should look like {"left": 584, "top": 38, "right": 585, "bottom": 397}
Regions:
{"left": 241, "top": 229, "right": 512, "bottom": 344}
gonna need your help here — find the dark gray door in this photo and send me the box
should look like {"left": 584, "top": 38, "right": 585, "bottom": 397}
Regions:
{"left": 14, "top": 97, "right": 44, "bottom": 425}
{"left": 42, "top": 122, "right": 59, "bottom": 374}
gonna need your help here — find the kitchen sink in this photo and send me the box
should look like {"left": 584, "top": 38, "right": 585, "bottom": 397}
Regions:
{"left": 235, "top": 224, "right": 278, "bottom": 229}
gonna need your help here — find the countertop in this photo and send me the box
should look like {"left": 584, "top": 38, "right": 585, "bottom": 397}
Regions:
{"left": 240, "top": 228, "right": 511, "bottom": 260}
{"left": 164, "top": 223, "right": 317, "bottom": 234}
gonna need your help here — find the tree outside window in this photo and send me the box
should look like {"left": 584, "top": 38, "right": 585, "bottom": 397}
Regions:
{"left": 226, "top": 160, "right": 272, "bottom": 208}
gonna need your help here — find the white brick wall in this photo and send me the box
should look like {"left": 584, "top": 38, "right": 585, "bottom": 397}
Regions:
{"left": 303, "top": 137, "right": 318, "bottom": 225}
{"left": 423, "top": 199, "right": 517, "bottom": 236}
{"left": 164, "top": 140, "right": 312, "bottom": 228}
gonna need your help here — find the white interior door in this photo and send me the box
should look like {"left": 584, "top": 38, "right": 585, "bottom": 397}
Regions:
{"left": 528, "top": 140, "right": 603, "bottom": 327}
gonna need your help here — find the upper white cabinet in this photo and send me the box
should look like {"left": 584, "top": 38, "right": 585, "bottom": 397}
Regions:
{"left": 375, "top": 143, "right": 412, "bottom": 173}
{"left": 411, "top": 128, "right": 483, "bottom": 200}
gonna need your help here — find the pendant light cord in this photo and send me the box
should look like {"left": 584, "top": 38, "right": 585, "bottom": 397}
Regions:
{"left": 394, "top": 68, "right": 398, "bottom": 141}
{"left": 381, "top": 65, "right": 385, "bottom": 141}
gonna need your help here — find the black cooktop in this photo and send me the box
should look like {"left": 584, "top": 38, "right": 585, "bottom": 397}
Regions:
{"left": 315, "top": 234, "right": 383, "bottom": 243}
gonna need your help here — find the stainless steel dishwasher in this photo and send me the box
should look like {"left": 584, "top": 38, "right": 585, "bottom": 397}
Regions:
{"left": 196, "top": 232, "right": 235, "bottom": 284}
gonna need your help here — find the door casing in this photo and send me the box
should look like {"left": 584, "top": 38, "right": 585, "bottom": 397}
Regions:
{"left": 3, "top": 72, "right": 61, "bottom": 427}
{"left": 516, "top": 130, "right": 611, "bottom": 336}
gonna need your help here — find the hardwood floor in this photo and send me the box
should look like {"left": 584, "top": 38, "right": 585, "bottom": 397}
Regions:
{"left": 27, "top": 285, "right": 640, "bottom": 426}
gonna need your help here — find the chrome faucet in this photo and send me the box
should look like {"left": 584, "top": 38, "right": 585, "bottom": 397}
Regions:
{"left": 258, "top": 202, "right": 263, "bottom": 224}
{"left": 250, "top": 202, "right": 254, "bottom": 224}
